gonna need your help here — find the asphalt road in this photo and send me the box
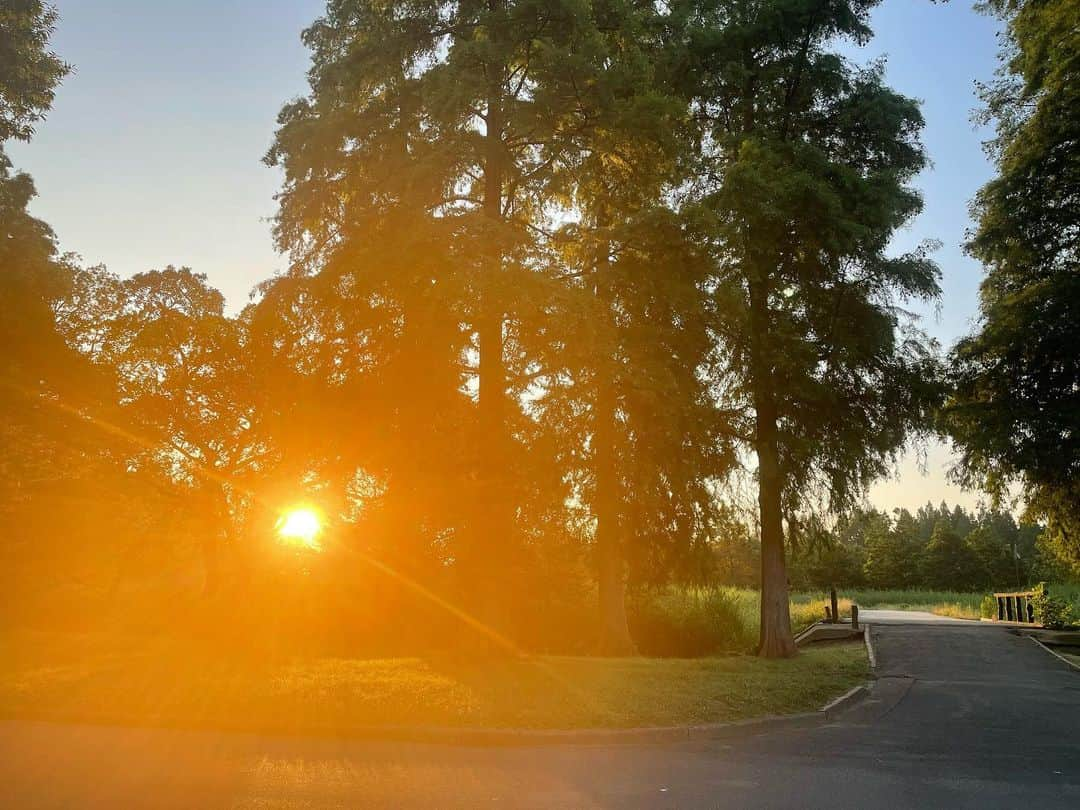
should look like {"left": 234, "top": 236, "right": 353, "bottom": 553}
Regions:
{"left": 3, "top": 612, "right": 1078, "bottom": 809}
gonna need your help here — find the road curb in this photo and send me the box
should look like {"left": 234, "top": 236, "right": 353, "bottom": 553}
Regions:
{"left": 316, "top": 696, "right": 871, "bottom": 747}
{"left": 864, "top": 623, "right": 878, "bottom": 670}
{"left": 1, "top": 672, "right": 878, "bottom": 749}
{"left": 1028, "top": 635, "right": 1080, "bottom": 673}
{"left": 821, "top": 684, "right": 870, "bottom": 720}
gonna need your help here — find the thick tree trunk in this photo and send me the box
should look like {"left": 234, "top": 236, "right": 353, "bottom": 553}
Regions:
{"left": 748, "top": 279, "right": 796, "bottom": 658}
{"left": 594, "top": 368, "right": 636, "bottom": 655}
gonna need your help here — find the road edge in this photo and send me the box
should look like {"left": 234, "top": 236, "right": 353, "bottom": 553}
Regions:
{"left": 5, "top": 675, "right": 875, "bottom": 749}
{"left": 1028, "top": 635, "right": 1080, "bottom": 673}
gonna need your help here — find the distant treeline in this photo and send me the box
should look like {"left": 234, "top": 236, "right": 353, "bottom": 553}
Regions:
{"left": 708, "top": 502, "right": 1065, "bottom": 594}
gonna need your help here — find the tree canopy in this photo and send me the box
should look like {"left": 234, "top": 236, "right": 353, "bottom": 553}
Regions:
{"left": 944, "top": 0, "right": 1080, "bottom": 575}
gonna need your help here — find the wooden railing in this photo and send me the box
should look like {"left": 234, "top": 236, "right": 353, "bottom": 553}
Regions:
{"left": 994, "top": 591, "right": 1037, "bottom": 624}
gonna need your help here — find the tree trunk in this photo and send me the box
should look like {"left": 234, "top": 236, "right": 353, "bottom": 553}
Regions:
{"left": 592, "top": 224, "right": 635, "bottom": 655}
{"left": 469, "top": 5, "right": 516, "bottom": 644}
{"left": 594, "top": 363, "right": 636, "bottom": 655}
{"left": 748, "top": 279, "right": 796, "bottom": 658}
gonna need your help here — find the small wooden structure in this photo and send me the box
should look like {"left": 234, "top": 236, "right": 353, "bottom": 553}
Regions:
{"left": 994, "top": 591, "right": 1037, "bottom": 624}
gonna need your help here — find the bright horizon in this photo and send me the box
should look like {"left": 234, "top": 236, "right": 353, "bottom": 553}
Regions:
{"left": 9, "top": 0, "right": 1004, "bottom": 516}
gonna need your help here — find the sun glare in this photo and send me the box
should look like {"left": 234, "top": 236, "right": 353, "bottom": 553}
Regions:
{"left": 277, "top": 507, "right": 323, "bottom": 550}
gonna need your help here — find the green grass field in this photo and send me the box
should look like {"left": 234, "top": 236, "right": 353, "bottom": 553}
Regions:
{"left": 0, "top": 630, "right": 867, "bottom": 732}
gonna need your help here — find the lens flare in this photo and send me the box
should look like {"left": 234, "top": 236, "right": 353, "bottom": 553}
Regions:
{"left": 277, "top": 507, "right": 323, "bottom": 550}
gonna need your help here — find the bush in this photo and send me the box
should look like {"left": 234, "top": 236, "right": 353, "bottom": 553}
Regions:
{"left": 1031, "top": 582, "right": 1075, "bottom": 629}
{"left": 981, "top": 594, "right": 997, "bottom": 619}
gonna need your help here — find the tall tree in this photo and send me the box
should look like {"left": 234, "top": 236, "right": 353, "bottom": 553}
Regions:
{"left": 266, "top": 0, "right": 631, "bottom": 636}
{"left": 518, "top": 0, "right": 736, "bottom": 653}
{"left": 0, "top": 0, "right": 86, "bottom": 511}
{"left": 944, "top": 0, "right": 1080, "bottom": 574}
{"left": 674, "top": 0, "right": 943, "bottom": 656}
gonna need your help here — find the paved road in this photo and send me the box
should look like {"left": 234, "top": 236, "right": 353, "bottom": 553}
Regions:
{"left": 3, "top": 614, "right": 1079, "bottom": 809}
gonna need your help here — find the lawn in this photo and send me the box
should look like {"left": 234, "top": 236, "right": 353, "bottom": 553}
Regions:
{"left": 0, "top": 631, "right": 868, "bottom": 732}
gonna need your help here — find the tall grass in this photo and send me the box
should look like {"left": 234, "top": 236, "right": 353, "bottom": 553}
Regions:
{"left": 628, "top": 587, "right": 851, "bottom": 656}
{"left": 629, "top": 585, "right": 1080, "bottom": 654}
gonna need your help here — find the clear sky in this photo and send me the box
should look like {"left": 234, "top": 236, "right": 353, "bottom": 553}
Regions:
{"left": 9, "top": 0, "right": 1003, "bottom": 515}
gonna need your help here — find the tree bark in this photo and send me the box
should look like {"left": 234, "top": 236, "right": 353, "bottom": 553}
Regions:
{"left": 591, "top": 222, "right": 635, "bottom": 655}
{"left": 748, "top": 278, "right": 796, "bottom": 658}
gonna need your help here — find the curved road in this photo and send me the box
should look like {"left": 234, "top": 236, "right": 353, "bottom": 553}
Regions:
{"left": 3, "top": 612, "right": 1079, "bottom": 808}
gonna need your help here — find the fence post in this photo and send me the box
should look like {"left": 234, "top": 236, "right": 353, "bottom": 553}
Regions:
{"left": 830, "top": 587, "right": 839, "bottom": 625}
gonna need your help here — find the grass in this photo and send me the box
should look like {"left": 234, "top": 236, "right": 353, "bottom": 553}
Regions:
{"left": 0, "top": 630, "right": 868, "bottom": 732}
{"left": 630, "top": 586, "right": 850, "bottom": 656}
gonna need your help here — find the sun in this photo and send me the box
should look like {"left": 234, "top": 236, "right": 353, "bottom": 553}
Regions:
{"left": 277, "top": 507, "right": 323, "bottom": 550}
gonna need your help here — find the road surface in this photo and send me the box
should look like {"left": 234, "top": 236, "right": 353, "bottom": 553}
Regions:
{"left": 3, "top": 611, "right": 1078, "bottom": 809}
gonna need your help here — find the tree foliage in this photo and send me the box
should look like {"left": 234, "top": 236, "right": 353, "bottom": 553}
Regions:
{"left": 945, "top": 0, "right": 1080, "bottom": 573}
{"left": 674, "top": 0, "right": 944, "bottom": 655}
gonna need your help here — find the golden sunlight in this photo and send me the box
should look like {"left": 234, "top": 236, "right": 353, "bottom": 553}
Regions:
{"left": 277, "top": 507, "right": 324, "bottom": 550}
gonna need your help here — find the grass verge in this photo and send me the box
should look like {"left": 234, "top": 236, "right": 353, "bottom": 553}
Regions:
{"left": 0, "top": 631, "right": 868, "bottom": 732}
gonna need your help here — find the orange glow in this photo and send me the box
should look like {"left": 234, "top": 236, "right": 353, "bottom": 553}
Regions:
{"left": 277, "top": 507, "right": 323, "bottom": 550}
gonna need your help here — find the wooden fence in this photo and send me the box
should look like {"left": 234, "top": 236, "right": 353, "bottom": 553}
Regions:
{"left": 993, "top": 591, "right": 1037, "bottom": 624}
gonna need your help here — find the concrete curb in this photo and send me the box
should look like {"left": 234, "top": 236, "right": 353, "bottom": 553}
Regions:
{"left": 794, "top": 621, "right": 863, "bottom": 646}
{"left": 820, "top": 685, "right": 870, "bottom": 720}
{"left": 864, "top": 623, "right": 878, "bottom": 670}
{"left": 1028, "top": 635, "right": 1080, "bottom": 673}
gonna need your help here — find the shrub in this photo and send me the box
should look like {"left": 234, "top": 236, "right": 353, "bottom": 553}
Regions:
{"left": 1031, "top": 582, "right": 1075, "bottom": 629}
{"left": 981, "top": 594, "right": 997, "bottom": 619}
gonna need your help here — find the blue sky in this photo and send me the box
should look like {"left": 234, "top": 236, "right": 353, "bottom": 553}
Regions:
{"left": 9, "top": 0, "right": 1003, "bottom": 514}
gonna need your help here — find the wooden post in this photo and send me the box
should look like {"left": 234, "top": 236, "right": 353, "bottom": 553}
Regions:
{"left": 830, "top": 587, "right": 839, "bottom": 625}
{"left": 851, "top": 603, "right": 859, "bottom": 630}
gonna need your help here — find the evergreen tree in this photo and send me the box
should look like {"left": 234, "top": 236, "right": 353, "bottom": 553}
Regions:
{"left": 919, "top": 523, "right": 982, "bottom": 591}
{"left": 944, "top": 0, "right": 1080, "bottom": 573}
{"left": 674, "top": 0, "right": 943, "bottom": 655}
{"left": 265, "top": 0, "right": 701, "bottom": 642}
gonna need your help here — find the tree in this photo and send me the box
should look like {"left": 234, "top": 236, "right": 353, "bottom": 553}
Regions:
{"left": 675, "top": 0, "right": 943, "bottom": 655}
{"left": 265, "top": 0, "right": 733, "bottom": 649}
{"left": 265, "top": 0, "right": 609, "bottom": 637}
{"left": 523, "top": 8, "right": 737, "bottom": 651}
{"left": 861, "top": 512, "right": 918, "bottom": 589}
{"left": 0, "top": 1, "right": 91, "bottom": 512}
{"left": 944, "top": 0, "right": 1080, "bottom": 572}
{"left": 101, "top": 267, "right": 263, "bottom": 594}
{"left": 919, "top": 523, "right": 982, "bottom": 591}
{"left": 0, "top": 1, "right": 69, "bottom": 143}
